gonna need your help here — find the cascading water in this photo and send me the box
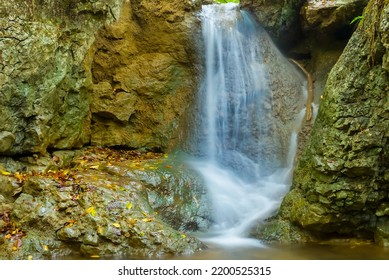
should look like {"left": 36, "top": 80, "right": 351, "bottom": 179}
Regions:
{"left": 188, "top": 3, "right": 307, "bottom": 247}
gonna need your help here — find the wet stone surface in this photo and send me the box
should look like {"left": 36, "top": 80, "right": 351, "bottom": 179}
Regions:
{"left": 0, "top": 147, "right": 210, "bottom": 259}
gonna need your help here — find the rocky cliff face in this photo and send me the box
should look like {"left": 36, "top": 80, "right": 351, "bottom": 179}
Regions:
{"left": 0, "top": 0, "right": 202, "bottom": 156}
{"left": 0, "top": 0, "right": 123, "bottom": 155}
{"left": 258, "top": 0, "right": 389, "bottom": 245}
{"left": 90, "top": 0, "right": 201, "bottom": 150}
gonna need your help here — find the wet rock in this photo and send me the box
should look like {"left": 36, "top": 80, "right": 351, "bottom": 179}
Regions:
{"left": 90, "top": 0, "right": 201, "bottom": 150}
{"left": 0, "top": 0, "right": 123, "bottom": 155}
{"left": 240, "top": 0, "right": 305, "bottom": 49}
{"left": 301, "top": 0, "right": 368, "bottom": 39}
{"left": 261, "top": 0, "right": 389, "bottom": 245}
{"left": 57, "top": 227, "right": 83, "bottom": 241}
{"left": 375, "top": 218, "right": 389, "bottom": 246}
{"left": 1, "top": 0, "right": 201, "bottom": 155}
{"left": 0, "top": 132, "right": 15, "bottom": 154}
{"left": 0, "top": 149, "right": 208, "bottom": 259}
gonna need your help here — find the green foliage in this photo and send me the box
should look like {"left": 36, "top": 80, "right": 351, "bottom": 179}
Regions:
{"left": 350, "top": 15, "right": 364, "bottom": 24}
{"left": 215, "top": 0, "right": 240, "bottom": 3}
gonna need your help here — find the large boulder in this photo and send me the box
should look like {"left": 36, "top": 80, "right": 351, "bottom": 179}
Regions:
{"left": 301, "top": 0, "right": 368, "bottom": 39}
{"left": 258, "top": 0, "right": 389, "bottom": 245}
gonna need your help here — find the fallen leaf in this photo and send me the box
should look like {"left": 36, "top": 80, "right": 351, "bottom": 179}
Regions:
{"left": 0, "top": 170, "right": 11, "bottom": 176}
{"left": 64, "top": 220, "right": 77, "bottom": 227}
{"left": 89, "top": 165, "right": 100, "bottom": 170}
{"left": 14, "top": 173, "right": 25, "bottom": 181}
{"left": 97, "top": 226, "right": 103, "bottom": 234}
{"left": 141, "top": 218, "right": 153, "bottom": 223}
{"left": 126, "top": 202, "right": 133, "bottom": 209}
{"left": 112, "top": 223, "right": 121, "bottom": 228}
{"left": 86, "top": 206, "right": 97, "bottom": 217}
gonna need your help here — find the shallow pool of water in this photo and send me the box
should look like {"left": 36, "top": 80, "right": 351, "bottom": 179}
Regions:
{"left": 164, "top": 243, "right": 389, "bottom": 260}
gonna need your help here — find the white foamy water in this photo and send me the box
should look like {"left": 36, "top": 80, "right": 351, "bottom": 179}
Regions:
{"left": 189, "top": 3, "right": 306, "bottom": 247}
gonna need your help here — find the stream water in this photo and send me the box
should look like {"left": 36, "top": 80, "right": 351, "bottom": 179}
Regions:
{"left": 188, "top": 3, "right": 306, "bottom": 247}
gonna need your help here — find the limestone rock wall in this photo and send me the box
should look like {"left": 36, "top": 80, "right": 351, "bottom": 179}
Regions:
{"left": 262, "top": 0, "right": 389, "bottom": 244}
{"left": 0, "top": 0, "right": 202, "bottom": 156}
{"left": 90, "top": 0, "right": 202, "bottom": 150}
{"left": 0, "top": 0, "right": 123, "bottom": 155}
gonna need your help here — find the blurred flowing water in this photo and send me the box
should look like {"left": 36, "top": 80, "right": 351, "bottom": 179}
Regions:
{"left": 188, "top": 3, "right": 306, "bottom": 247}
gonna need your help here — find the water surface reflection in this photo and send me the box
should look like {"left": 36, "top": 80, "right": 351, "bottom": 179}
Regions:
{"left": 165, "top": 243, "right": 389, "bottom": 260}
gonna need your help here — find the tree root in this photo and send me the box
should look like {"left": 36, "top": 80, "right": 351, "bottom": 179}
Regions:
{"left": 289, "top": 58, "right": 313, "bottom": 121}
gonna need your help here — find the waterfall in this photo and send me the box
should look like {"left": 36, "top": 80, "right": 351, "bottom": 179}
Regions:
{"left": 189, "top": 3, "right": 307, "bottom": 247}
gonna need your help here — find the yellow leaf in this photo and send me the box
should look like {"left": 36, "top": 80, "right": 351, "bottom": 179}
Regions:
{"left": 140, "top": 232, "right": 145, "bottom": 237}
{"left": 65, "top": 220, "right": 77, "bottom": 227}
{"left": 141, "top": 218, "right": 153, "bottom": 223}
{"left": 112, "top": 223, "right": 121, "bottom": 228}
{"left": 163, "top": 154, "right": 169, "bottom": 158}
{"left": 14, "top": 173, "right": 24, "bottom": 181}
{"left": 97, "top": 226, "right": 103, "bottom": 234}
{"left": 90, "top": 255, "right": 100, "bottom": 258}
{"left": 1, "top": 170, "right": 11, "bottom": 176}
{"left": 43, "top": 245, "right": 49, "bottom": 251}
{"left": 180, "top": 234, "right": 187, "bottom": 239}
{"left": 89, "top": 165, "right": 100, "bottom": 170}
{"left": 126, "top": 202, "right": 133, "bottom": 209}
{"left": 27, "top": 255, "right": 33, "bottom": 260}
{"left": 86, "top": 206, "right": 96, "bottom": 217}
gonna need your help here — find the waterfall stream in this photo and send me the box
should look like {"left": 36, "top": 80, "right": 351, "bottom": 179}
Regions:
{"left": 188, "top": 3, "right": 307, "bottom": 247}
